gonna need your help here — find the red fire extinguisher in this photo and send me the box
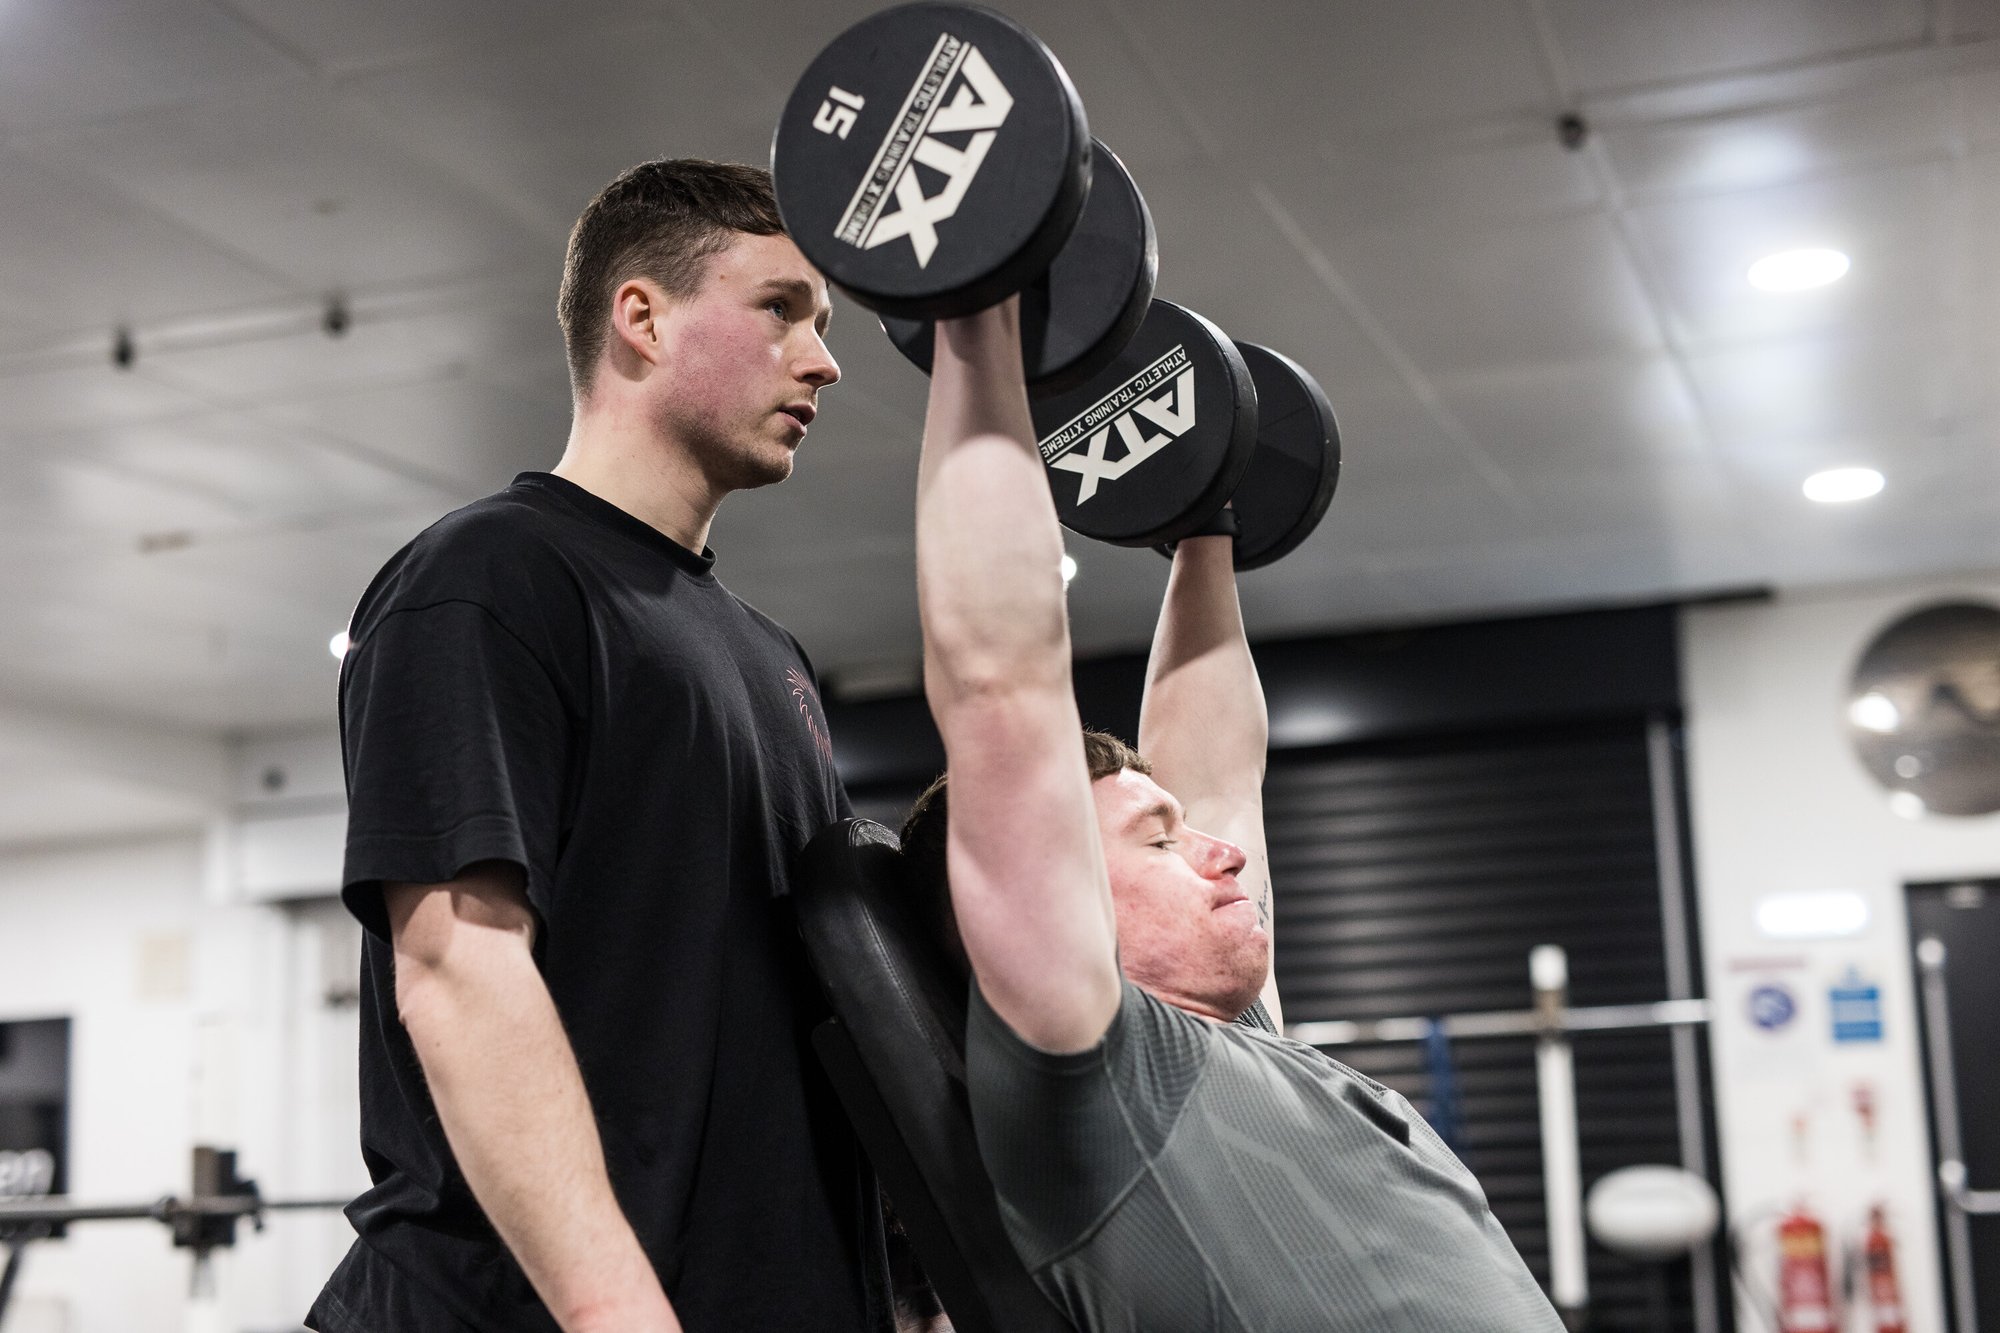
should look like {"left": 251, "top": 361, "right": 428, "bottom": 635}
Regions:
{"left": 1863, "top": 1205, "right": 1906, "bottom": 1333}
{"left": 1776, "top": 1201, "right": 1837, "bottom": 1333}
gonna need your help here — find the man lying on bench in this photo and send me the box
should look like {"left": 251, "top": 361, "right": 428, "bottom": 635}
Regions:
{"left": 903, "top": 298, "right": 1566, "bottom": 1332}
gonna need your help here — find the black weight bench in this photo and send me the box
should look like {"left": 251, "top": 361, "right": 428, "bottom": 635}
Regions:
{"left": 795, "top": 818, "right": 1076, "bottom": 1333}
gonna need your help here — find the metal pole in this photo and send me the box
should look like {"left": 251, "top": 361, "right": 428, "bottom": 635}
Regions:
{"left": 1647, "top": 717, "right": 1720, "bottom": 1333}
{"left": 1287, "top": 997, "right": 1711, "bottom": 1048}
{"left": 0, "top": 1193, "right": 348, "bottom": 1228}
{"left": 1916, "top": 936, "right": 1983, "bottom": 1333}
{"left": 1533, "top": 944, "right": 1590, "bottom": 1330}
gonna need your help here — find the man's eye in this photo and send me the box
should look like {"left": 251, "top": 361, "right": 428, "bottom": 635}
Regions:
{"left": 1153, "top": 839, "right": 1176, "bottom": 850}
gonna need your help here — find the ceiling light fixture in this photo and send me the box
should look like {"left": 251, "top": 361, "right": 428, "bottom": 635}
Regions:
{"left": 1060, "top": 554, "right": 1078, "bottom": 586}
{"left": 1748, "top": 247, "right": 1850, "bottom": 292}
{"left": 1803, "top": 467, "right": 1883, "bottom": 504}
{"left": 329, "top": 631, "right": 350, "bottom": 660}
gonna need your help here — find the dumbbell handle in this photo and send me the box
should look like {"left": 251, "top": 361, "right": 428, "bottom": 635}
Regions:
{"left": 1158, "top": 505, "right": 1239, "bottom": 558}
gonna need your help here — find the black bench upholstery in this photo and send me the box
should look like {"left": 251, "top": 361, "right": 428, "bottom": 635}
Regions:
{"left": 795, "top": 817, "right": 1075, "bottom": 1333}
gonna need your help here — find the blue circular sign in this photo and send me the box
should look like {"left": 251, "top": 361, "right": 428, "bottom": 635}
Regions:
{"left": 1748, "top": 984, "right": 1797, "bottom": 1031}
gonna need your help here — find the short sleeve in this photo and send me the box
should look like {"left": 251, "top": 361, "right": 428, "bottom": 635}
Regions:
{"left": 965, "top": 979, "right": 1214, "bottom": 1268}
{"left": 339, "top": 600, "right": 573, "bottom": 941}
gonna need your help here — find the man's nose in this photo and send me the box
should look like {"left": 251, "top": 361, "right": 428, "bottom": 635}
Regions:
{"left": 798, "top": 333, "right": 839, "bottom": 389}
{"left": 1199, "top": 833, "right": 1247, "bottom": 878}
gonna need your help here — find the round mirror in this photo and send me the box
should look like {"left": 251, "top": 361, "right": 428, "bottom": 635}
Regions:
{"left": 1846, "top": 601, "right": 2000, "bottom": 817}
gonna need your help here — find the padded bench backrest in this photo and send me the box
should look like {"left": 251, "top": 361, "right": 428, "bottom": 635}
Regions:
{"left": 795, "top": 818, "right": 1075, "bottom": 1333}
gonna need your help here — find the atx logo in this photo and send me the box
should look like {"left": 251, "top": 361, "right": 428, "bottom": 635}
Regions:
{"left": 832, "top": 31, "right": 1014, "bottom": 268}
{"left": 1039, "top": 346, "right": 1197, "bottom": 504}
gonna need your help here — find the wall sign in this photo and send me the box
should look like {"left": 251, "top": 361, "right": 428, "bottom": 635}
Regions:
{"left": 1749, "top": 982, "right": 1799, "bottom": 1032}
{"left": 1828, "top": 968, "right": 1884, "bottom": 1044}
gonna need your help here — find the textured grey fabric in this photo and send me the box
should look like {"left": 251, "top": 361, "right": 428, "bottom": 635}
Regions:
{"left": 966, "top": 981, "right": 1565, "bottom": 1333}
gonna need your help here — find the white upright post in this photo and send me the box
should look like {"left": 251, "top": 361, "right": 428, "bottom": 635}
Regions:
{"left": 1532, "top": 944, "right": 1589, "bottom": 1329}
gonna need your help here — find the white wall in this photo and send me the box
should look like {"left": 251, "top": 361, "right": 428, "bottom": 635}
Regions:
{"left": 1682, "top": 578, "right": 2000, "bottom": 1333}
{"left": 0, "top": 728, "right": 362, "bottom": 1333}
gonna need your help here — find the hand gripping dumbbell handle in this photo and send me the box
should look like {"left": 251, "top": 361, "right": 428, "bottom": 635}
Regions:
{"left": 1163, "top": 506, "right": 1239, "bottom": 552}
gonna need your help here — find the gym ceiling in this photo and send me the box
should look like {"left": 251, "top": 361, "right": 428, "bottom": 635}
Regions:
{"left": 1, "top": 0, "right": 1996, "bottom": 733}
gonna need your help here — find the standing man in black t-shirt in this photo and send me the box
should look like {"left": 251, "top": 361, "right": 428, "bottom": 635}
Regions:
{"left": 306, "top": 162, "right": 886, "bottom": 1333}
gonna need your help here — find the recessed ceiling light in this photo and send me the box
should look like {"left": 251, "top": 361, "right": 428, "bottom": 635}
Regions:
{"left": 1748, "top": 247, "right": 1850, "bottom": 292}
{"left": 329, "top": 631, "right": 351, "bottom": 660}
{"left": 1888, "top": 791, "right": 1926, "bottom": 821}
{"left": 1803, "top": 467, "right": 1883, "bottom": 503}
{"left": 1060, "top": 554, "right": 1078, "bottom": 586}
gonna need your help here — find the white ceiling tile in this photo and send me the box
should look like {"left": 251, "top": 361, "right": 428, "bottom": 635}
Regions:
{"left": 1603, "top": 76, "right": 1956, "bottom": 202}
{"left": 1730, "top": 435, "right": 2000, "bottom": 586}
{"left": 26, "top": 85, "right": 545, "bottom": 292}
{"left": 1135, "top": 165, "right": 1408, "bottom": 393}
{"left": 0, "top": 365, "right": 212, "bottom": 437}
{"left": 343, "top": 20, "right": 776, "bottom": 241}
{"left": 0, "top": 153, "right": 293, "bottom": 337}
{"left": 1093, "top": 0, "right": 1551, "bottom": 148}
{"left": 220, "top": 0, "right": 655, "bottom": 75}
{"left": 0, "top": 444, "right": 243, "bottom": 541}
{"left": 1437, "top": 356, "right": 1706, "bottom": 470}
{"left": 1945, "top": 0, "right": 2000, "bottom": 40}
{"left": 1950, "top": 62, "right": 2000, "bottom": 147}
{"left": 138, "top": 280, "right": 567, "bottom": 405}
{"left": 1325, "top": 210, "right": 1662, "bottom": 376}
{"left": 1544, "top": 0, "right": 1928, "bottom": 97}
{"left": 1271, "top": 132, "right": 1601, "bottom": 240}
{"left": 0, "top": 0, "right": 303, "bottom": 135}
{"left": 269, "top": 373, "right": 573, "bottom": 491}
{"left": 1686, "top": 329, "right": 1953, "bottom": 447}
{"left": 1325, "top": 381, "right": 1497, "bottom": 493}
{"left": 1632, "top": 159, "right": 1951, "bottom": 347}
{"left": 0, "top": 512, "right": 430, "bottom": 729}
{"left": 59, "top": 413, "right": 455, "bottom": 527}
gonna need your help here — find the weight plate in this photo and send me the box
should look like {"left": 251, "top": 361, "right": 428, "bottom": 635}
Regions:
{"left": 772, "top": 3, "right": 1090, "bottom": 320}
{"left": 882, "top": 138, "right": 1157, "bottom": 396}
{"left": 1030, "top": 300, "right": 1258, "bottom": 548}
{"left": 1226, "top": 343, "right": 1340, "bottom": 570}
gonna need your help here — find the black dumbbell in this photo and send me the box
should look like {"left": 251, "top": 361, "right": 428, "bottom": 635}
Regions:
{"left": 1028, "top": 300, "right": 1341, "bottom": 565}
{"left": 1176, "top": 343, "right": 1341, "bottom": 571}
{"left": 771, "top": 3, "right": 1156, "bottom": 394}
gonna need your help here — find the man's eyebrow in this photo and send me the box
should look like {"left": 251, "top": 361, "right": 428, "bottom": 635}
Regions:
{"left": 758, "top": 276, "right": 833, "bottom": 333}
{"left": 1122, "top": 800, "right": 1179, "bottom": 835}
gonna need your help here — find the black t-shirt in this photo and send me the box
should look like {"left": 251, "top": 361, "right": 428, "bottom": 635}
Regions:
{"left": 307, "top": 473, "right": 885, "bottom": 1333}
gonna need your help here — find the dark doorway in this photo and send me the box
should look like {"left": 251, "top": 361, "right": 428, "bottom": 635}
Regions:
{"left": 0, "top": 1018, "right": 68, "bottom": 1202}
{"left": 1908, "top": 878, "right": 2000, "bottom": 1333}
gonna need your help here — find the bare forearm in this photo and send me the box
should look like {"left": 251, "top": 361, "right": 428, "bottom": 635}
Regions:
{"left": 1138, "top": 535, "right": 1269, "bottom": 800}
{"left": 916, "top": 301, "right": 1070, "bottom": 702}
{"left": 401, "top": 944, "right": 678, "bottom": 1333}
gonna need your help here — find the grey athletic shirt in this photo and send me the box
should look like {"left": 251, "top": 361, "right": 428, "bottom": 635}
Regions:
{"left": 967, "top": 980, "right": 1565, "bottom": 1332}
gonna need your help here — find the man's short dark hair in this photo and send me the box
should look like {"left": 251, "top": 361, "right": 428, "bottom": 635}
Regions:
{"left": 558, "top": 158, "right": 786, "bottom": 396}
{"left": 898, "top": 731, "right": 1151, "bottom": 970}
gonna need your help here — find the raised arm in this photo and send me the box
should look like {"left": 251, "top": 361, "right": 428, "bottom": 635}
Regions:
{"left": 388, "top": 865, "right": 681, "bottom": 1333}
{"left": 916, "top": 299, "right": 1121, "bottom": 1055}
{"left": 1137, "top": 535, "right": 1279, "bottom": 1024}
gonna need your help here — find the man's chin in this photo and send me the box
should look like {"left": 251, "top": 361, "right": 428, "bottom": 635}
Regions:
{"left": 723, "top": 445, "right": 796, "bottom": 492}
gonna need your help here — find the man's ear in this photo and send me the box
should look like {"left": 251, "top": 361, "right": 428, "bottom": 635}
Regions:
{"left": 608, "top": 277, "right": 668, "bottom": 368}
